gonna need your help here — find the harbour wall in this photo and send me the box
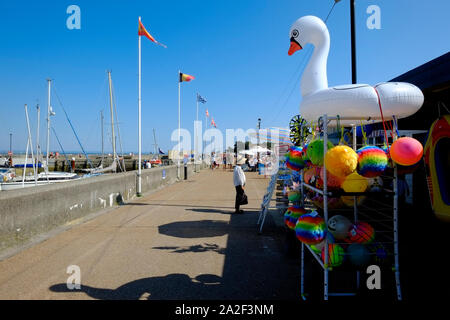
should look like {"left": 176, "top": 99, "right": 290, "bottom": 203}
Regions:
{"left": 0, "top": 163, "right": 203, "bottom": 254}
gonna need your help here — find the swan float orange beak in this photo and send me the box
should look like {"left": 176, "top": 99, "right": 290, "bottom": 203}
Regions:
{"left": 288, "top": 37, "right": 302, "bottom": 55}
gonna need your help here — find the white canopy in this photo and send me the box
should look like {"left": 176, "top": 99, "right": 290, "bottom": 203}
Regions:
{"left": 238, "top": 146, "right": 272, "bottom": 155}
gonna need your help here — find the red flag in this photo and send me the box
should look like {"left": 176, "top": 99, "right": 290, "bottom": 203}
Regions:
{"left": 138, "top": 18, "right": 167, "bottom": 48}
{"left": 211, "top": 118, "right": 217, "bottom": 128}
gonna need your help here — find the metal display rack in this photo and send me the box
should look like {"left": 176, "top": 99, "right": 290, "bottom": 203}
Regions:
{"left": 299, "top": 114, "right": 402, "bottom": 300}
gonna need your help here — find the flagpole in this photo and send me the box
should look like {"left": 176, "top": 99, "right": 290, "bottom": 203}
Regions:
{"left": 137, "top": 16, "right": 142, "bottom": 196}
{"left": 195, "top": 93, "right": 199, "bottom": 171}
{"left": 178, "top": 70, "right": 181, "bottom": 180}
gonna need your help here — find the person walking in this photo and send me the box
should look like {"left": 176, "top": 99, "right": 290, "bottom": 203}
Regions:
{"left": 233, "top": 159, "right": 247, "bottom": 214}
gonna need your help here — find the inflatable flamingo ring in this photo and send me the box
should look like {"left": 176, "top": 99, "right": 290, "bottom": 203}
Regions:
{"left": 288, "top": 15, "right": 424, "bottom": 125}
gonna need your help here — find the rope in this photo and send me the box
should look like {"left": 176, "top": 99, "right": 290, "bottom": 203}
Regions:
{"left": 359, "top": 120, "right": 367, "bottom": 146}
{"left": 373, "top": 86, "right": 390, "bottom": 152}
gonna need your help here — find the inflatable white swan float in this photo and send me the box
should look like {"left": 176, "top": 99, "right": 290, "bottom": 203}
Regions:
{"left": 288, "top": 15, "right": 424, "bottom": 125}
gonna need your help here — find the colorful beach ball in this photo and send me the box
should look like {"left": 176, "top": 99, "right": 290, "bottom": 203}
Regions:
{"left": 307, "top": 140, "right": 334, "bottom": 166}
{"left": 345, "top": 221, "right": 375, "bottom": 244}
{"left": 288, "top": 190, "right": 301, "bottom": 203}
{"left": 347, "top": 244, "right": 371, "bottom": 267}
{"left": 321, "top": 243, "right": 345, "bottom": 268}
{"left": 328, "top": 215, "right": 353, "bottom": 240}
{"left": 357, "top": 145, "right": 389, "bottom": 178}
{"left": 295, "top": 211, "right": 326, "bottom": 245}
{"left": 285, "top": 205, "right": 307, "bottom": 229}
{"left": 341, "top": 172, "right": 369, "bottom": 193}
{"left": 286, "top": 146, "right": 305, "bottom": 171}
{"left": 324, "top": 145, "right": 358, "bottom": 178}
{"left": 389, "top": 137, "right": 423, "bottom": 166}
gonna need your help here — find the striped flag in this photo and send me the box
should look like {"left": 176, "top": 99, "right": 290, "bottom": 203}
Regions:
{"left": 179, "top": 72, "right": 195, "bottom": 82}
{"left": 138, "top": 19, "right": 167, "bottom": 48}
{"left": 197, "top": 94, "right": 207, "bottom": 104}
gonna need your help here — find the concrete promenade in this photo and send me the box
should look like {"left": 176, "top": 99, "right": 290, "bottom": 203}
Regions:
{"left": 0, "top": 169, "right": 300, "bottom": 300}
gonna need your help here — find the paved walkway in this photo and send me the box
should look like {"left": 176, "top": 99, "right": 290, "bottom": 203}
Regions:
{"left": 0, "top": 169, "right": 301, "bottom": 300}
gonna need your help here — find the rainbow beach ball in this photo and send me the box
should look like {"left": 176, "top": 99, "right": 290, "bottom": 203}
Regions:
{"left": 321, "top": 243, "right": 345, "bottom": 268}
{"left": 295, "top": 211, "right": 326, "bottom": 245}
{"left": 324, "top": 145, "right": 358, "bottom": 178}
{"left": 389, "top": 137, "right": 423, "bottom": 166}
{"left": 285, "top": 205, "right": 307, "bottom": 229}
{"left": 357, "top": 145, "right": 389, "bottom": 178}
{"left": 345, "top": 221, "right": 375, "bottom": 244}
{"left": 286, "top": 146, "right": 305, "bottom": 171}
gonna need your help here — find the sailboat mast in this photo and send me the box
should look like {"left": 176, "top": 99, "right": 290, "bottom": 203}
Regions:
{"left": 36, "top": 104, "right": 40, "bottom": 165}
{"left": 107, "top": 71, "right": 117, "bottom": 168}
{"left": 46, "top": 79, "right": 51, "bottom": 167}
{"left": 153, "top": 128, "right": 158, "bottom": 155}
{"left": 101, "top": 110, "right": 104, "bottom": 163}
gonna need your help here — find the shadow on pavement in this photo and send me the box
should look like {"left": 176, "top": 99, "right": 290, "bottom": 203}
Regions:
{"left": 49, "top": 273, "right": 223, "bottom": 300}
{"left": 153, "top": 243, "right": 226, "bottom": 254}
{"left": 158, "top": 220, "right": 230, "bottom": 238}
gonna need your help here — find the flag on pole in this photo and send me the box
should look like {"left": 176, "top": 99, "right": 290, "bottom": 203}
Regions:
{"left": 197, "top": 94, "right": 207, "bottom": 104}
{"left": 205, "top": 109, "right": 209, "bottom": 117}
{"left": 179, "top": 72, "right": 195, "bottom": 82}
{"left": 138, "top": 19, "right": 167, "bottom": 48}
{"left": 211, "top": 118, "right": 217, "bottom": 128}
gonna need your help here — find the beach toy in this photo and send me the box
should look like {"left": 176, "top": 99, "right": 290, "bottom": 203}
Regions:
{"left": 303, "top": 166, "right": 317, "bottom": 184}
{"left": 319, "top": 166, "right": 345, "bottom": 189}
{"left": 321, "top": 243, "right": 345, "bottom": 268}
{"left": 345, "top": 221, "right": 375, "bottom": 244}
{"left": 341, "top": 172, "right": 368, "bottom": 193}
{"left": 324, "top": 145, "right": 358, "bottom": 178}
{"left": 357, "top": 145, "right": 388, "bottom": 178}
{"left": 341, "top": 195, "right": 365, "bottom": 207}
{"left": 295, "top": 211, "right": 326, "bottom": 245}
{"left": 311, "top": 233, "right": 335, "bottom": 254}
{"left": 306, "top": 139, "right": 334, "bottom": 166}
{"left": 367, "top": 176, "right": 383, "bottom": 192}
{"left": 288, "top": 15, "right": 423, "bottom": 126}
{"left": 389, "top": 137, "right": 423, "bottom": 166}
{"left": 285, "top": 205, "right": 308, "bottom": 229}
{"left": 288, "top": 190, "right": 302, "bottom": 203}
{"left": 328, "top": 215, "right": 352, "bottom": 240}
{"left": 347, "top": 244, "right": 371, "bottom": 267}
{"left": 286, "top": 146, "right": 305, "bottom": 171}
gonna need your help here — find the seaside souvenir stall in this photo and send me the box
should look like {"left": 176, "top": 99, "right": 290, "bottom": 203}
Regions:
{"left": 279, "top": 15, "right": 425, "bottom": 300}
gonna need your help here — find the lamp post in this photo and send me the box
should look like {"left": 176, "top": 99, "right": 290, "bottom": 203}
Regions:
{"left": 257, "top": 118, "right": 261, "bottom": 162}
{"left": 350, "top": 0, "right": 357, "bottom": 84}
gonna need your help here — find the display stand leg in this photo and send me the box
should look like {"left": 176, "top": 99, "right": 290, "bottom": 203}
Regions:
{"left": 323, "top": 114, "right": 329, "bottom": 301}
{"left": 393, "top": 163, "right": 402, "bottom": 300}
{"left": 301, "top": 243, "right": 306, "bottom": 300}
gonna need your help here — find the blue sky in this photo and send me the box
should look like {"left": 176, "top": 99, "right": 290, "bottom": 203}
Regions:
{"left": 0, "top": 0, "right": 449, "bottom": 154}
